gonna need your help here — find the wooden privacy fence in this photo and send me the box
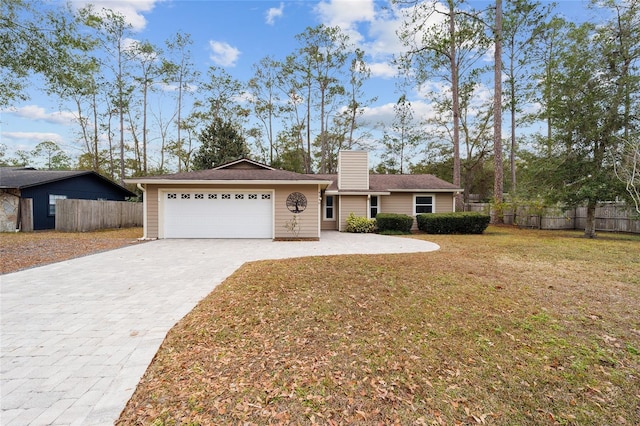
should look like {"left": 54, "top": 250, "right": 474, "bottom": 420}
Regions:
{"left": 466, "top": 203, "right": 640, "bottom": 234}
{"left": 56, "top": 199, "right": 142, "bottom": 232}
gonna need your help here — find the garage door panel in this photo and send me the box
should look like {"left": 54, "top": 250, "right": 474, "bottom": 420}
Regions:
{"left": 163, "top": 191, "right": 272, "bottom": 238}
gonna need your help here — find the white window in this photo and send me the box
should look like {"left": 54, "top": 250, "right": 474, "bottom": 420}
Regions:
{"left": 49, "top": 194, "right": 67, "bottom": 216}
{"left": 369, "top": 195, "right": 379, "bottom": 218}
{"left": 324, "top": 195, "right": 335, "bottom": 220}
{"left": 414, "top": 195, "right": 434, "bottom": 214}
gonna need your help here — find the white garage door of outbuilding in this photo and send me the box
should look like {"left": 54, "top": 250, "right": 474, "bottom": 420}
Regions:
{"left": 163, "top": 191, "right": 273, "bottom": 238}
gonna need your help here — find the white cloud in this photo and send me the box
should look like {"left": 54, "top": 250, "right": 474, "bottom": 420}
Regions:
{"left": 364, "top": 9, "right": 405, "bottom": 58}
{"left": 362, "top": 99, "right": 436, "bottom": 128}
{"left": 310, "top": 1, "right": 432, "bottom": 81}
{"left": 313, "top": 0, "right": 376, "bottom": 46}
{"left": 123, "top": 37, "right": 141, "bottom": 53}
{"left": 361, "top": 2, "right": 449, "bottom": 63}
{"left": 415, "top": 80, "right": 450, "bottom": 100}
{"left": 208, "top": 41, "right": 241, "bottom": 67}
{"left": 314, "top": 0, "right": 375, "bottom": 28}
{"left": 158, "top": 82, "right": 197, "bottom": 93}
{"left": 411, "top": 100, "right": 438, "bottom": 121}
{"left": 361, "top": 102, "right": 396, "bottom": 126}
{"left": 2, "top": 132, "right": 65, "bottom": 144}
{"left": 3, "top": 105, "right": 76, "bottom": 125}
{"left": 266, "top": 2, "right": 284, "bottom": 25}
{"left": 71, "top": 0, "right": 157, "bottom": 31}
{"left": 368, "top": 61, "right": 398, "bottom": 79}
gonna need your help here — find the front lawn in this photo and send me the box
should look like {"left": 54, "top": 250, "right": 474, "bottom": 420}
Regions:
{"left": 117, "top": 226, "right": 640, "bottom": 425}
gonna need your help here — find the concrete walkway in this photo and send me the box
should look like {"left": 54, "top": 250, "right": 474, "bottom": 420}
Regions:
{"left": 1, "top": 232, "right": 438, "bottom": 425}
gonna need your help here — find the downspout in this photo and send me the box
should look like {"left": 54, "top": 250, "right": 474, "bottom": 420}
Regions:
{"left": 337, "top": 194, "right": 342, "bottom": 232}
{"left": 137, "top": 183, "right": 148, "bottom": 240}
{"left": 318, "top": 185, "right": 322, "bottom": 239}
{"left": 15, "top": 192, "right": 22, "bottom": 232}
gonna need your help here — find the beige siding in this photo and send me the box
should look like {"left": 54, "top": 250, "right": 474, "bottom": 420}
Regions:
{"left": 435, "top": 193, "right": 455, "bottom": 213}
{"left": 381, "top": 193, "right": 417, "bottom": 230}
{"left": 274, "top": 185, "right": 321, "bottom": 239}
{"left": 379, "top": 192, "right": 455, "bottom": 230}
{"left": 337, "top": 151, "right": 368, "bottom": 190}
{"left": 142, "top": 183, "right": 456, "bottom": 238}
{"left": 146, "top": 185, "right": 159, "bottom": 238}
{"left": 338, "top": 195, "right": 368, "bottom": 231}
{"left": 382, "top": 192, "right": 456, "bottom": 215}
{"left": 321, "top": 220, "right": 337, "bottom": 230}
{"left": 145, "top": 183, "right": 322, "bottom": 239}
{"left": 381, "top": 193, "right": 414, "bottom": 217}
{"left": 321, "top": 193, "right": 338, "bottom": 230}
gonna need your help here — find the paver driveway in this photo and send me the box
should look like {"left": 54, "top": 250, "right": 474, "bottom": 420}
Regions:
{"left": 1, "top": 232, "right": 438, "bottom": 425}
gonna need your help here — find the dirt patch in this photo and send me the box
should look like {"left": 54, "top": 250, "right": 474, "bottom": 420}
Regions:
{"left": 0, "top": 227, "right": 144, "bottom": 274}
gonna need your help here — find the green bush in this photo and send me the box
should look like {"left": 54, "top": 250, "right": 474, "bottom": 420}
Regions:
{"left": 345, "top": 212, "right": 376, "bottom": 233}
{"left": 375, "top": 213, "right": 414, "bottom": 233}
{"left": 416, "top": 212, "right": 490, "bottom": 234}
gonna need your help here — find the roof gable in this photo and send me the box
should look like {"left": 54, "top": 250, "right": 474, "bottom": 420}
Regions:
{"left": 213, "top": 158, "right": 274, "bottom": 170}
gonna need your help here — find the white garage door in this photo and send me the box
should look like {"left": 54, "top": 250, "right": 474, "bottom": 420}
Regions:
{"left": 163, "top": 191, "right": 273, "bottom": 238}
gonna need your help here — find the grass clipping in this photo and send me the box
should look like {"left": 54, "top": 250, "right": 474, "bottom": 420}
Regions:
{"left": 118, "top": 227, "right": 640, "bottom": 425}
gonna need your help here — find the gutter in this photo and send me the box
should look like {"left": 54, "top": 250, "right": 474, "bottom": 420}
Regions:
{"left": 387, "top": 188, "right": 464, "bottom": 193}
{"left": 124, "top": 178, "right": 333, "bottom": 186}
{"left": 325, "top": 190, "right": 391, "bottom": 196}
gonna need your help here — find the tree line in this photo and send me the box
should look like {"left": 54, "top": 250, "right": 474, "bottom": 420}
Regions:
{"left": 1, "top": 0, "right": 638, "bottom": 237}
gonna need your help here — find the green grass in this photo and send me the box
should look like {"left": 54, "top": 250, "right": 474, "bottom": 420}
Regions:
{"left": 117, "top": 226, "right": 640, "bottom": 425}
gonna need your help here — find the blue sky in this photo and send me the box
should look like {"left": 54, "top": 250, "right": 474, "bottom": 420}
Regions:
{"left": 1, "top": 0, "right": 596, "bottom": 168}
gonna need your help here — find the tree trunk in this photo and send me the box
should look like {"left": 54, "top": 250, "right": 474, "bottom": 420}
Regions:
{"left": 92, "top": 93, "right": 99, "bottom": 172}
{"left": 142, "top": 81, "right": 148, "bottom": 174}
{"left": 306, "top": 82, "right": 312, "bottom": 173}
{"left": 119, "top": 95, "right": 125, "bottom": 184}
{"left": 584, "top": 200, "right": 597, "bottom": 238}
{"left": 509, "top": 46, "right": 516, "bottom": 196}
{"left": 177, "top": 71, "right": 183, "bottom": 173}
{"left": 107, "top": 115, "right": 115, "bottom": 181}
{"left": 492, "top": 0, "right": 504, "bottom": 224}
{"left": 320, "top": 87, "right": 327, "bottom": 173}
{"left": 449, "top": 2, "right": 463, "bottom": 211}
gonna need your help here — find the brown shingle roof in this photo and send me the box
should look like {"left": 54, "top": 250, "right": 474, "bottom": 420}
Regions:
{"left": 125, "top": 158, "right": 458, "bottom": 191}
{"left": 128, "top": 168, "right": 329, "bottom": 182}
{"left": 370, "top": 174, "right": 460, "bottom": 191}
{"left": 311, "top": 173, "right": 460, "bottom": 192}
{"left": 126, "top": 158, "right": 329, "bottom": 183}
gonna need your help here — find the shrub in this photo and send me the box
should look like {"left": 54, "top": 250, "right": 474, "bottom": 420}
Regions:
{"left": 345, "top": 212, "right": 376, "bottom": 233}
{"left": 375, "top": 213, "right": 414, "bottom": 233}
{"left": 416, "top": 212, "right": 490, "bottom": 234}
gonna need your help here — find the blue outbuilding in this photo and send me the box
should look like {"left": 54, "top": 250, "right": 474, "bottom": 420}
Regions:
{"left": 0, "top": 167, "right": 136, "bottom": 231}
